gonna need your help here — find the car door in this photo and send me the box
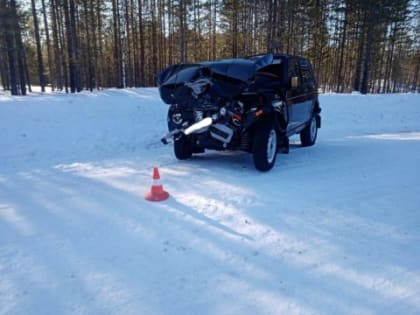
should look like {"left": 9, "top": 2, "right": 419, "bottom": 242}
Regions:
{"left": 295, "top": 59, "right": 317, "bottom": 124}
{"left": 285, "top": 57, "right": 306, "bottom": 132}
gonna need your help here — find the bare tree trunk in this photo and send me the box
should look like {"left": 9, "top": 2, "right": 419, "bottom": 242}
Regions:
{"left": 31, "top": 0, "right": 45, "bottom": 92}
{"left": 361, "top": 19, "right": 374, "bottom": 94}
{"left": 0, "top": 60, "right": 9, "bottom": 91}
{"left": 267, "top": 0, "right": 275, "bottom": 52}
{"left": 129, "top": 0, "right": 138, "bottom": 85}
{"left": 1, "top": 0, "right": 18, "bottom": 95}
{"left": 89, "top": 0, "right": 98, "bottom": 89}
{"left": 336, "top": 1, "right": 348, "bottom": 93}
{"left": 22, "top": 46, "right": 31, "bottom": 92}
{"left": 41, "top": 0, "right": 54, "bottom": 90}
{"left": 8, "top": 0, "right": 26, "bottom": 95}
{"left": 212, "top": 0, "right": 217, "bottom": 59}
{"left": 151, "top": 0, "right": 158, "bottom": 76}
{"left": 138, "top": 0, "right": 145, "bottom": 85}
{"left": 207, "top": 0, "right": 213, "bottom": 60}
{"left": 57, "top": 0, "right": 69, "bottom": 92}
{"left": 353, "top": 16, "right": 365, "bottom": 92}
{"left": 179, "top": 0, "right": 187, "bottom": 62}
{"left": 167, "top": 0, "right": 174, "bottom": 64}
{"left": 50, "top": 0, "right": 63, "bottom": 90}
{"left": 63, "top": 0, "right": 80, "bottom": 92}
{"left": 112, "top": 0, "right": 123, "bottom": 88}
{"left": 231, "top": 0, "right": 238, "bottom": 57}
{"left": 157, "top": 0, "right": 165, "bottom": 69}
{"left": 384, "top": 23, "right": 397, "bottom": 93}
{"left": 412, "top": 53, "right": 420, "bottom": 92}
{"left": 95, "top": 0, "right": 104, "bottom": 88}
{"left": 82, "top": 0, "right": 93, "bottom": 91}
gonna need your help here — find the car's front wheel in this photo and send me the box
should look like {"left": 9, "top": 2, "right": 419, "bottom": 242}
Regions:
{"left": 252, "top": 123, "right": 278, "bottom": 172}
{"left": 300, "top": 116, "right": 318, "bottom": 147}
{"left": 174, "top": 135, "right": 193, "bottom": 160}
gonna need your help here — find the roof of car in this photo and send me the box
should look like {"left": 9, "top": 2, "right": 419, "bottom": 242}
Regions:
{"left": 246, "top": 53, "right": 308, "bottom": 60}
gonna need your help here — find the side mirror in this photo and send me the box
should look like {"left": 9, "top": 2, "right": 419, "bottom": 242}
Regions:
{"left": 291, "top": 76, "right": 299, "bottom": 88}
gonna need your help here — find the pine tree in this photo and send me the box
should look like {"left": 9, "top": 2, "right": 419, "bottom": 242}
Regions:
{"left": 31, "top": 0, "right": 45, "bottom": 91}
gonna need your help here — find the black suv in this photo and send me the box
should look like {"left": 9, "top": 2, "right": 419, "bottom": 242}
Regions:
{"left": 158, "top": 53, "right": 321, "bottom": 172}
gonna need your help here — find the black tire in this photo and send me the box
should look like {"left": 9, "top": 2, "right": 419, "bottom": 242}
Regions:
{"left": 174, "top": 135, "right": 193, "bottom": 160}
{"left": 300, "top": 116, "right": 318, "bottom": 147}
{"left": 252, "top": 123, "right": 278, "bottom": 172}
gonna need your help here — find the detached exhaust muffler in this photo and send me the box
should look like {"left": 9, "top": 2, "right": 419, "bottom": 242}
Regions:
{"left": 183, "top": 117, "right": 213, "bottom": 135}
{"left": 161, "top": 117, "right": 214, "bottom": 144}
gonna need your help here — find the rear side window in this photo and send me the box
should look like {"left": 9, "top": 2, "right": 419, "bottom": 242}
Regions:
{"left": 288, "top": 59, "right": 300, "bottom": 79}
{"left": 301, "top": 68, "right": 313, "bottom": 84}
{"left": 299, "top": 59, "right": 315, "bottom": 84}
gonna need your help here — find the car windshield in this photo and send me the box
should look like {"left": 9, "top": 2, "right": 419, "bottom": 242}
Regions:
{"left": 247, "top": 54, "right": 282, "bottom": 64}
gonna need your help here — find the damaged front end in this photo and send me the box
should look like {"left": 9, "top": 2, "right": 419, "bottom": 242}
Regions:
{"left": 158, "top": 54, "right": 282, "bottom": 153}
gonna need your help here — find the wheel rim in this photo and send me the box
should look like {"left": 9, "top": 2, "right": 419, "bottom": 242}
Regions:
{"left": 310, "top": 117, "right": 317, "bottom": 142}
{"left": 267, "top": 129, "right": 277, "bottom": 163}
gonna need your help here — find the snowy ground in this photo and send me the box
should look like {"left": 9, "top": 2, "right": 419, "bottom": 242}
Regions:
{"left": 1, "top": 89, "right": 420, "bottom": 315}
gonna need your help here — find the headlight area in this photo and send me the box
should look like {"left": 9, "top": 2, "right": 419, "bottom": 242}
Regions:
{"left": 167, "top": 107, "right": 194, "bottom": 131}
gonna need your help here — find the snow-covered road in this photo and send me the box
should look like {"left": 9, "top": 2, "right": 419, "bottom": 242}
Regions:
{"left": 1, "top": 89, "right": 420, "bottom": 314}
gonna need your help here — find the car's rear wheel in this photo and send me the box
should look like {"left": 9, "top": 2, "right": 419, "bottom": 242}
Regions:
{"left": 300, "top": 116, "right": 317, "bottom": 147}
{"left": 174, "top": 135, "right": 193, "bottom": 160}
{"left": 252, "top": 123, "right": 278, "bottom": 172}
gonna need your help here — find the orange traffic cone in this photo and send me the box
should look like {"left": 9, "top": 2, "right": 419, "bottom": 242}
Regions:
{"left": 144, "top": 167, "right": 170, "bottom": 202}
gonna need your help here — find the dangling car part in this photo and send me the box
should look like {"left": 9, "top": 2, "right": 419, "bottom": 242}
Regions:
{"left": 157, "top": 53, "right": 322, "bottom": 172}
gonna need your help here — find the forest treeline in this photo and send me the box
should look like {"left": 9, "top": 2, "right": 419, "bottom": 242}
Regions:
{"left": 0, "top": 0, "right": 419, "bottom": 95}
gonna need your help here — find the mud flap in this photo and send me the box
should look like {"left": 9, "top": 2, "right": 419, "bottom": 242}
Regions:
{"left": 279, "top": 135, "right": 289, "bottom": 154}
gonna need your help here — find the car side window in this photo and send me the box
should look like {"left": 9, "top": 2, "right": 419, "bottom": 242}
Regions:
{"left": 288, "top": 59, "right": 300, "bottom": 79}
{"left": 288, "top": 59, "right": 301, "bottom": 90}
{"left": 301, "top": 68, "right": 313, "bottom": 84}
{"left": 299, "top": 60, "right": 315, "bottom": 85}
